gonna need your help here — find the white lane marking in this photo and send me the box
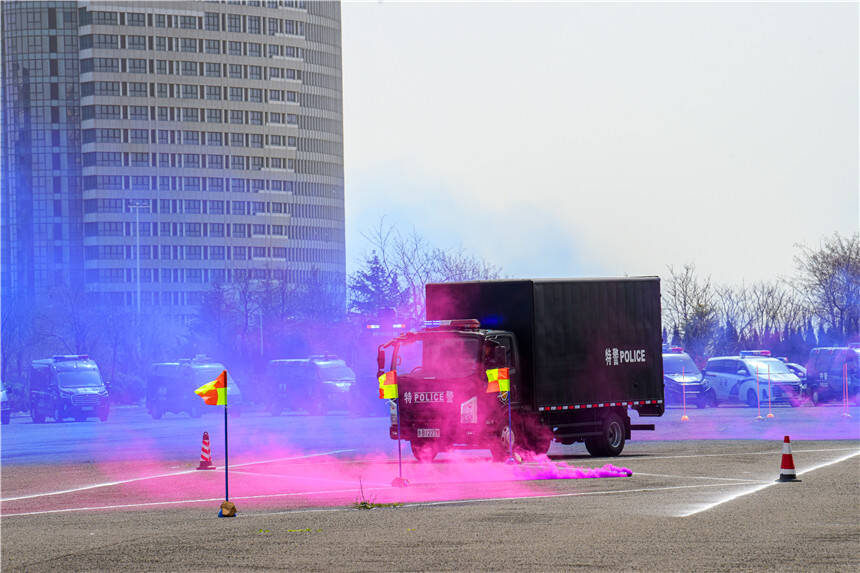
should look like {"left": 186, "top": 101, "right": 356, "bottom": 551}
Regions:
{"left": 1, "top": 485, "right": 387, "bottom": 518}
{"left": 0, "top": 450, "right": 354, "bottom": 503}
{"left": 2, "top": 481, "right": 744, "bottom": 518}
{"left": 230, "top": 469, "right": 391, "bottom": 488}
{"left": 627, "top": 447, "right": 857, "bottom": 461}
{"left": 677, "top": 450, "right": 860, "bottom": 517}
{"left": 636, "top": 472, "right": 769, "bottom": 484}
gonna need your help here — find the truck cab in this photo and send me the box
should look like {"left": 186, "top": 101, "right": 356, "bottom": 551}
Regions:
{"left": 29, "top": 355, "right": 110, "bottom": 423}
{"left": 380, "top": 320, "right": 530, "bottom": 462}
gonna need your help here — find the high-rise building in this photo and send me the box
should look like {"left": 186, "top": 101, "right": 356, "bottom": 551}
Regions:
{"left": 2, "top": 0, "right": 345, "bottom": 318}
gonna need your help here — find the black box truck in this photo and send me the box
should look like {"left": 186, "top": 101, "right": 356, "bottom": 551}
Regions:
{"left": 377, "top": 278, "right": 663, "bottom": 461}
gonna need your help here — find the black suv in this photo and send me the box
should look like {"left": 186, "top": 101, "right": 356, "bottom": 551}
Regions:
{"left": 29, "top": 355, "right": 109, "bottom": 422}
{"left": 146, "top": 357, "right": 242, "bottom": 419}
{"left": 805, "top": 346, "right": 860, "bottom": 405}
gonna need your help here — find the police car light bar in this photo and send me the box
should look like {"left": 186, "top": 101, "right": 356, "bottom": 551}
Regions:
{"left": 392, "top": 324, "right": 405, "bottom": 329}
{"left": 423, "top": 319, "right": 481, "bottom": 330}
{"left": 739, "top": 350, "right": 771, "bottom": 357}
{"left": 366, "top": 324, "right": 381, "bottom": 329}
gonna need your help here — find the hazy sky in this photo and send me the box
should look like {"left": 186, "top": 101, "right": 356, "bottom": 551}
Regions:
{"left": 341, "top": 1, "right": 858, "bottom": 285}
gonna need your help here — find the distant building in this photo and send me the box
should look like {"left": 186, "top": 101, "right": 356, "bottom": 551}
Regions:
{"left": 1, "top": 0, "right": 345, "bottom": 318}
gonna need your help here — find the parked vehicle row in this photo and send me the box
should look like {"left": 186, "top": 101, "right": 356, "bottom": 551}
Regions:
{"left": 662, "top": 345, "right": 859, "bottom": 408}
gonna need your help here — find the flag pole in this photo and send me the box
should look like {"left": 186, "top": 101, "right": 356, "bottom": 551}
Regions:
{"left": 391, "top": 396, "right": 408, "bottom": 487}
{"left": 397, "top": 398, "right": 403, "bottom": 478}
{"left": 506, "top": 391, "right": 514, "bottom": 463}
{"left": 224, "top": 404, "right": 229, "bottom": 501}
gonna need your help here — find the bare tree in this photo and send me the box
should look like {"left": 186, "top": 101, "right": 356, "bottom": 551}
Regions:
{"left": 358, "top": 217, "right": 503, "bottom": 323}
{"left": 793, "top": 232, "right": 860, "bottom": 342}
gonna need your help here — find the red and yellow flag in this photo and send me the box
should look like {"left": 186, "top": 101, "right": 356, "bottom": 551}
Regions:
{"left": 378, "top": 371, "right": 398, "bottom": 399}
{"left": 195, "top": 370, "right": 228, "bottom": 405}
{"left": 486, "top": 368, "right": 510, "bottom": 393}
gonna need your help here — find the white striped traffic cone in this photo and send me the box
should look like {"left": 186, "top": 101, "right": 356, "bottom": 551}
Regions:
{"left": 776, "top": 435, "right": 800, "bottom": 482}
{"left": 197, "top": 431, "right": 216, "bottom": 470}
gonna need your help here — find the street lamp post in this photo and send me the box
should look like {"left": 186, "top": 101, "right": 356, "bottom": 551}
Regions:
{"left": 126, "top": 199, "right": 149, "bottom": 317}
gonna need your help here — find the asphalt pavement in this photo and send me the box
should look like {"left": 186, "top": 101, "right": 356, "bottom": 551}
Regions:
{"left": 1, "top": 404, "right": 858, "bottom": 571}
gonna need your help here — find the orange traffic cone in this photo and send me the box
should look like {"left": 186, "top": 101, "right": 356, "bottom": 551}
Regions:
{"left": 197, "top": 431, "right": 216, "bottom": 470}
{"left": 776, "top": 435, "right": 800, "bottom": 482}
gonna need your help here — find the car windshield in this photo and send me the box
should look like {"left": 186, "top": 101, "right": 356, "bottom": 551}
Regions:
{"left": 663, "top": 354, "right": 700, "bottom": 375}
{"left": 318, "top": 366, "right": 354, "bottom": 380}
{"left": 743, "top": 358, "right": 790, "bottom": 375}
{"left": 270, "top": 363, "right": 312, "bottom": 378}
{"left": 194, "top": 366, "right": 237, "bottom": 389}
{"left": 395, "top": 333, "right": 481, "bottom": 378}
{"left": 56, "top": 370, "right": 103, "bottom": 388}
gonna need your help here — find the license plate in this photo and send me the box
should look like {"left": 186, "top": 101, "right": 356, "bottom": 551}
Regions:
{"left": 417, "top": 428, "right": 440, "bottom": 438}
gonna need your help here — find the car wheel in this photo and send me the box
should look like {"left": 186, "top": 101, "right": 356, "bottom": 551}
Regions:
{"left": 411, "top": 440, "right": 438, "bottom": 463}
{"left": 586, "top": 411, "right": 625, "bottom": 457}
{"left": 32, "top": 409, "right": 45, "bottom": 424}
{"left": 75, "top": 414, "right": 86, "bottom": 422}
{"left": 99, "top": 408, "right": 109, "bottom": 422}
{"left": 706, "top": 390, "right": 718, "bottom": 407}
{"left": 746, "top": 389, "right": 758, "bottom": 408}
{"left": 1, "top": 411, "right": 10, "bottom": 425}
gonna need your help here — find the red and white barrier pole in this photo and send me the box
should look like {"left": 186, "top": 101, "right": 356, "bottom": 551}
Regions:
{"left": 755, "top": 365, "right": 764, "bottom": 421}
{"left": 766, "top": 363, "right": 774, "bottom": 419}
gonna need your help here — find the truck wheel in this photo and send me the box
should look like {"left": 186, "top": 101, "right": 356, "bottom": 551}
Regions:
{"left": 746, "top": 389, "right": 758, "bottom": 408}
{"left": 411, "top": 440, "right": 437, "bottom": 463}
{"left": 521, "top": 418, "right": 553, "bottom": 457}
{"left": 586, "top": 411, "right": 625, "bottom": 457}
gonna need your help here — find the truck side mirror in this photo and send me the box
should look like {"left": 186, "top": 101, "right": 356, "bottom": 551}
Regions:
{"left": 377, "top": 349, "right": 385, "bottom": 371}
{"left": 493, "top": 346, "right": 506, "bottom": 366}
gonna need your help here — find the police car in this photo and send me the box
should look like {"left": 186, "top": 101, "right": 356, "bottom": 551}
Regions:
{"left": 702, "top": 350, "right": 804, "bottom": 407}
{"left": 662, "top": 346, "right": 714, "bottom": 408}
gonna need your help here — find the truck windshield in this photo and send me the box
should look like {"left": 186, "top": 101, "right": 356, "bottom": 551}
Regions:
{"left": 395, "top": 334, "right": 480, "bottom": 378}
{"left": 56, "top": 370, "right": 103, "bottom": 388}
{"left": 663, "top": 354, "right": 700, "bottom": 375}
